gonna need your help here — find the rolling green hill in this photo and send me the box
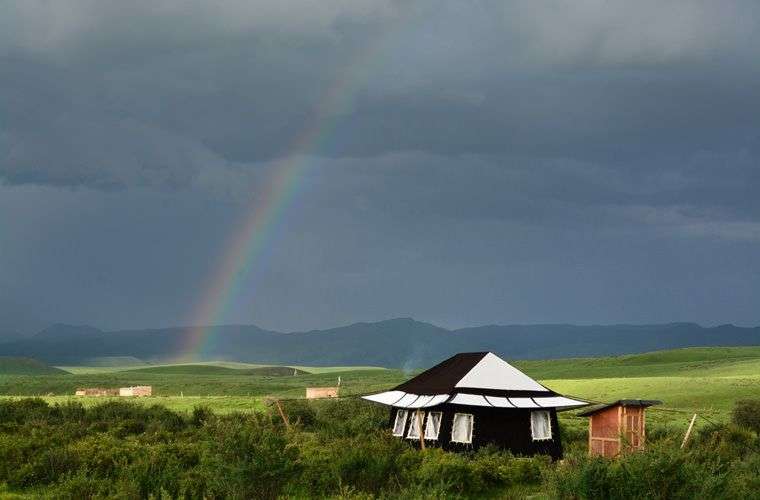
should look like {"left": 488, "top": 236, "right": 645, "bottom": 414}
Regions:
{"left": 3, "top": 346, "right": 760, "bottom": 421}
{"left": 515, "top": 346, "right": 760, "bottom": 380}
{"left": 0, "top": 357, "right": 67, "bottom": 375}
{"left": 81, "top": 356, "right": 149, "bottom": 367}
{"left": 123, "top": 364, "right": 310, "bottom": 376}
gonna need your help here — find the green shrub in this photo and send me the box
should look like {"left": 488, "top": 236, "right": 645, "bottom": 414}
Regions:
{"left": 312, "top": 399, "right": 387, "bottom": 438}
{"left": 67, "top": 434, "right": 136, "bottom": 478}
{"left": 201, "top": 414, "right": 300, "bottom": 499}
{"left": 470, "top": 446, "right": 547, "bottom": 489}
{"left": 401, "top": 448, "right": 481, "bottom": 495}
{"left": 732, "top": 399, "right": 760, "bottom": 435}
{"left": 693, "top": 422, "right": 759, "bottom": 464}
{"left": 0, "top": 398, "right": 52, "bottom": 425}
{"left": 53, "top": 471, "right": 114, "bottom": 500}
{"left": 0, "top": 398, "right": 758, "bottom": 498}
{"left": 331, "top": 434, "right": 405, "bottom": 493}
{"left": 726, "top": 452, "right": 760, "bottom": 497}
{"left": 190, "top": 405, "right": 214, "bottom": 427}
{"left": 294, "top": 430, "right": 408, "bottom": 495}
{"left": 559, "top": 417, "right": 588, "bottom": 447}
{"left": 547, "top": 444, "right": 731, "bottom": 500}
{"left": 281, "top": 400, "right": 317, "bottom": 428}
{"left": 124, "top": 442, "right": 201, "bottom": 499}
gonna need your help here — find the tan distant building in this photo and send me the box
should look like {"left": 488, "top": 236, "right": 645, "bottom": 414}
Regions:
{"left": 75, "top": 388, "right": 119, "bottom": 397}
{"left": 119, "top": 386, "right": 152, "bottom": 397}
{"left": 306, "top": 387, "right": 339, "bottom": 399}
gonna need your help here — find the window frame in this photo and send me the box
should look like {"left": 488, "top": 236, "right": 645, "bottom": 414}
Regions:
{"left": 424, "top": 411, "right": 443, "bottom": 440}
{"left": 450, "top": 412, "right": 474, "bottom": 444}
{"left": 392, "top": 409, "right": 408, "bottom": 437}
{"left": 406, "top": 410, "right": 425, "bottom": 440}
{"left": 530, "top": 410, "right": 553, "bottom": 441}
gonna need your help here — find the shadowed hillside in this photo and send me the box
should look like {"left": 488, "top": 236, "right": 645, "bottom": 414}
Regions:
{"left": 1, "top": 319, "right": 759, "bottom": 368}
{"left": 0, "top": 357, "right": 67, "bottom": 375}
{"left": 123, "top": 365, "right": 310, "bottom": 376}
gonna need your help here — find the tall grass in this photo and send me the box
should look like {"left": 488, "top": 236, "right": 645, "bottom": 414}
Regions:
{"left": 1, "top": 398, "right": 759, "bottom": 498}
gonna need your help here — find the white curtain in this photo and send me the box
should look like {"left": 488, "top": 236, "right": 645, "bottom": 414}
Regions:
{"left": 393, "top": 410, "right": 408, "bottom": 436}
{"left": 425, "top": 412, "right": 442, "bottom": 439}
{"left": 531, "top": 411, "right": 552, "bottom": 440}
{"left": 451, "top": 413, "right": 473, "bottom": 443}
{"left": 407, "top": 411, "right": 424, "bottom": 438}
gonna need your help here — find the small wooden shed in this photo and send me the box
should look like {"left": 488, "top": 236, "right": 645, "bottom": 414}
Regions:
{"left": 578, "top": 400, "right": 661, "bottom": 457}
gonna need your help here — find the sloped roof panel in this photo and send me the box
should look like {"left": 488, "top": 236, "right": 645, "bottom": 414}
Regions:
{"left": 406, "top": 395, "right": 435, "bottom": 408}
{"left": 394, "top": 352, "right": 488, "bottom": 394}
{"left": 533, "top": 396, "right": 588, "bottom": 409}
{"left": 361, "top": 390, "right": 406, "bottom": 405}
{"left": 393, "top": 393, "right": 422, "bottom": 408}
{"left": 455, "top": 353, "right": 549, "bottom": 392}
{"left": 484, "top": 396, "right": 515, "bottom": 407}
{"left": 508, "top": 397, "right": 540, "bottom": 408}
{"left": 448, "top": 393, "right": 490, "bottom": 406}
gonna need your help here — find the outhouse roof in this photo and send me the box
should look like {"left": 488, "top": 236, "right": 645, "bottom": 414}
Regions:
{"left": 577, "top": 399, "right": 662, "bottom": 416}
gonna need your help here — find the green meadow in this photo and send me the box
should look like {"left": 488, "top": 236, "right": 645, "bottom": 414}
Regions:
{"left": 1, "top": 347, "right": 760, "bottom": 498}
{"left": 2, "top": 346, "right": 760, "bottom": 430}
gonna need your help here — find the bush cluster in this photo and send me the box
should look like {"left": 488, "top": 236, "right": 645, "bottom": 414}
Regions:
{"left": 2, "top": 398, "right": 760, "bottom": 498}
{"left": 547, "top": 420, "right": 760, "bottom": 500}
{"left": 732, "top": 399, "right": 760, "bottom": 436}
{"left": 0, "top": 399, "right": 545, "bottom": 498}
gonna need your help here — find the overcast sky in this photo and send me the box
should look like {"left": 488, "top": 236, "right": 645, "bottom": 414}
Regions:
{"left": 2, "top": 1, "right": 759, "bottom": 335}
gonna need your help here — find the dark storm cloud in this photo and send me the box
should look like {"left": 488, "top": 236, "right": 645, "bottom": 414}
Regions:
{"left": 1, "top": 1, "right": 759, "bottom": 332}
{"left": 3, "top": 1, "right": 760, "bottom": 187}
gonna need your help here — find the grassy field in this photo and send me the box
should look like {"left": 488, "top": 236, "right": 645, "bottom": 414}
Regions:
{"left": 2, "top": 346, "right": 759, "bottom": 431}
{"left": 0, "top": 368, "right": 402, "bottom": 398}
{"left": 1, "top": 347, "right": 758, "bottom": 499}
{"left": 515, "top": 346, "right": 760, "bottom": 379}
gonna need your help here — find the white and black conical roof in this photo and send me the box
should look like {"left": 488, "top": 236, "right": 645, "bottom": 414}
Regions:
{"left": 362, "top": 352, "right": 587, "bottom": 411}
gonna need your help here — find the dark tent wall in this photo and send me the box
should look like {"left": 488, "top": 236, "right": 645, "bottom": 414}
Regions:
{"left": 389, "top": 404, "right": 563, "bottom": 460}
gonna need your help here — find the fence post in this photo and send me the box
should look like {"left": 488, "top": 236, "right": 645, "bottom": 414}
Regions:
{"left": 416, "top": 409, "right": 426, "bottom": 450}
{"left": 681, "top": 413, "right": 697, "bottom": 449}
{"left": 275, "top": 399, "right": 291, "bottom": 430}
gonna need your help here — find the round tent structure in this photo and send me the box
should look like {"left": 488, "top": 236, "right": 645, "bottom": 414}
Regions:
{"left": 362, "top": 352, "right": 588, "bottom": 459}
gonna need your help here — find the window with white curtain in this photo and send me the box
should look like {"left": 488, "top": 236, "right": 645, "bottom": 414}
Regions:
{"left": 451, "top": 413, "right": 474, "bottom": 443}
{"left": 406, "top": 410, "right": 424, "bottom": 439}
{"left": 392, "top": 410, "right": 408, "bottom": 436}
{"left": 424, "top": 412, "right": 443, "bottom": 440}
{"left": 531, "top": 410, "right": 552, "bottom": 440}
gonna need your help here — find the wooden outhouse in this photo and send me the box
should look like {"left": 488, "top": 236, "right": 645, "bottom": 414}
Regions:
{"left": 578, "top": 400, "right": 660, "bottom": 457}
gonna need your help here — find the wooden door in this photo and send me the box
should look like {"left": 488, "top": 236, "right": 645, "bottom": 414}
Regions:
{"left": 624, "top": 408, "right": 643, "bottom": 450}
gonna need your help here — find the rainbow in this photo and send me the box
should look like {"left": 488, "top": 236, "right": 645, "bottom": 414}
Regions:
{"left": 174, "top": 14, "right": 413, "bottom": 362}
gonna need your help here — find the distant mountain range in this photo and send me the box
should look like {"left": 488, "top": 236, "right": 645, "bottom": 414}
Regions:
{"left": 0, "top": 319, "right": 759, "bottom": 368}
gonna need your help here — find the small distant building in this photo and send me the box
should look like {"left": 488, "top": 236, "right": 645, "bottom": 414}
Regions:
{"left": 74, "top": 388, "right": 119, "bottom": 397}
{"left": 578, "top": 399, "right": 661, "bottom": 457}
{"left": 119, "top": 386, "right": 152, "bottom": 397}
{"left": 306, "top": 387, "right": 339, "bottom": 399}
